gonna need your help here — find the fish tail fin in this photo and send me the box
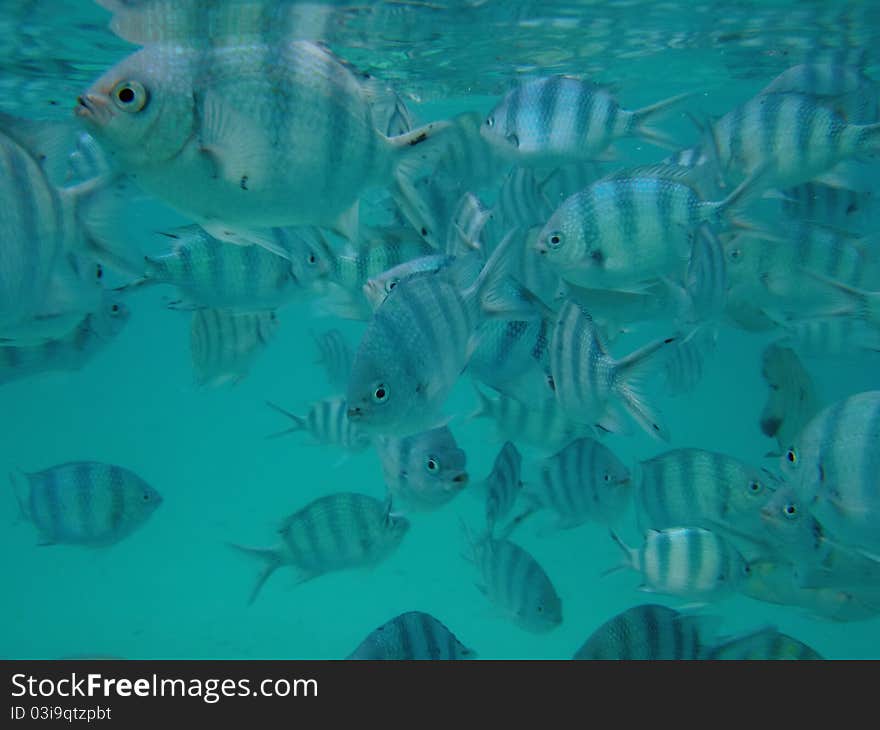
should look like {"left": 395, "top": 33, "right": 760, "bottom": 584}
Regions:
{"left": 467, "top": 382, "right": 495, "bottom": 421}
{"left": 802, "top": 270, "right": 880, "bottom": 324}
{"left": 9, "top": 471, "right": 30, "bottom": 522}
{"left": 630, "top": 91, "right": 696, "bottom": 150}
{"left": 264, "top": 401, "right": 307, "bottom": 439}
{"left": 602, "top": 530, "right": 637, "bottom": 577}
{"left": 613, "top": 336, "right": 677, "bottom": 441}
{"left": 227, "top": 543, "right": 284, "bottom": 605}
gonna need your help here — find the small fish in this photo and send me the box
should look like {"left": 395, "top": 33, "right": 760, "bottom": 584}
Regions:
{"left": 635, "top": 448, "right": 776, "bottom": 537}
{"left": 230, "top": 492, "right": 409, "bottom": 604}
{"left": 610, "top": 527, "right": 751, "bottom": 602}
{"left": 775, "top": 181, "right": 875, "bottom": 230}
{"left": 347, "top": 611, "right": 476, "bottom": 660}
{"left": 376, "top": 426, "right": 468, "bottom": 512}
{"left": 469, "top": 385, "right": 593, "bottom": 453}
{"left": 484, "top": 441, "right": 523, "bottom": 535}
{"left": 266, "top": 398, "right": 372, "bottom": 453}
{"left": 525, "top": 437, "right": 632, "bottom": 529}
{"left": 662, "top": 325, "right": 717, "bottom": 396}
{"left": 190, "top": 309, "right": 278, "bottom": 387}
{"left": 77, "top": 40, "right": 449, "bottom": 243}
{"left": 760, "top": 63, "right": 878, "bottom": 123}
{"left": 782, "top": 390, "right": 880, "bottom": 552}
{"left": 447, "top": 192, "right": 493, "bottom": 254}
{"left": 707, "top": 92, "right": 880, "bottom": 190}
{"left": 572, "top": 604, "right": 710, "bottom": 660}
{"left": 346, "top": 231, "right": 523, "bottom": 436}
{"left": 679, "top": 223, "right": 729, "bottom": 327}
{"left": 463, "top": 526, "right": 563, "bottom": 633}
{"left": 137, "top": 226, "right": 323, "bottom": 311}
{"left": 11, "top": 461, "right": 162, "bottom": 547}
{"left": 491, "top": 167, "right": 554, "bottom": 231}
{"left": 759, "top": 344, "right": 818, "bottom": 455}
{"left": 705, "top": 626, "right": 823, "bottom": 660}
{"left": 534, "top": 164, "right": 761, "bottom": 290}
{"left": 0, "top": 297, "right": 129, "bottom": 386}
{"left": 741, "top": 558, "right": 880, "bottom": 623}
{"left": 481, "top": 76, "right": 691, "bottom": 165}
{"left": 468, "top": 318, "right": 552, "bottom": 396}
{"left": 549, "top": 301, "right": 675, "bottom": 439}
{"left": 312, "top": 328, "right": 354, "bottom": 393}
{"left": 363, "top": 254, "right": 456, "bottom": 311}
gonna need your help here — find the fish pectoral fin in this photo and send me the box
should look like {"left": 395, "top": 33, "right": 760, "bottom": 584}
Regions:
{"left": 197, "top": 91, "right": 272, "bottom": 190}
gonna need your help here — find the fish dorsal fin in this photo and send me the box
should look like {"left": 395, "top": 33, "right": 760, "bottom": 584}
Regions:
{"left": 600, "top": 163, "right": 700, "bottom": 187}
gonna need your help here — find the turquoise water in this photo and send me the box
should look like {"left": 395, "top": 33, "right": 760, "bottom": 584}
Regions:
{"left": 2, "top": 0, "right": 879, "bottom": 659}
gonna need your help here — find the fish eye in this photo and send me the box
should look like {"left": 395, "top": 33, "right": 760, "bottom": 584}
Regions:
{"left": 387, "top": 279, "right": 398, "bottom": 292}
{"left": 95, "top": 264, "right": 103, "bottom": 279}
{"left": 547, "top": 231, "right": 564, "bottom": 249}
{"left": 729, "top": 248, "right": 742, "bottom": 261}
{"left": 486, "top": 116, "right": 495, "bottom": 128}
{"left": 603, "top": 473, "right": 611, "bottom": 482}
{"left": 785, "top": 448, "right": 798, "bottom": 465}
{"left": 307, "top": 253, "right": 317, "bottom": 265}
{"left": 111, "top": 304, "right": 120, "bottom": 313}
{"left": 537, "top": 605, "right": 544, "bottom": 613}
{"left": 425, "top": 457, "right": 440, "bottom": 473}
{"left": 142, "top": 493, "right": 151, "bottom": 502}
{"left": 749, "top": 480, "right": 762, "bottom": 494}
{"left": 111, "top": 80, "right": 149, "bottom": 112}
{"left": 372, "top": 384, "right": 389, "bottom": 403}
{"left": 783, "top": 503, "right": 798, "bottom": 520}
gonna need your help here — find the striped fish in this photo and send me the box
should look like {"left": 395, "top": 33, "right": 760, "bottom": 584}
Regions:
{"left": 534, "top": 164, "right": 761, "bottom": 290}
{"left": 77, "top": 40, "right": 450, "bottom": 243}
{"left": 10, "top": 461, "right": 162, "bottom": 547}
{"left": 549, "top": 301, "right": 675, "bottom": 440}
{"left": 491, "top": 167, "right": 554, "bottom": 231}
{"left": 772, "top": 312, "right": 880, "bottom": 358}
{"left": 447, "top": 192, "right": 493, "bottom": 255}
{"left": 139, "top": 225, "right": 323, "bottom": 311}
{"left": 525, "top": 437, "right": 632, "bottom": 529}
{"left": 759, "top": 344, "right": 818, "bottom": 455}
{"left": 481, "top": 76, "right": 691, "bottom": 165}
{"left": 312, "top": 328, "right": 354, "bottom": 393}
{"left": 230, "top": 492, "right": 410, "bottom": 604}
{"left": 681, "top": 223, "right": 728, "bottom": 326}
{"left": 707, "top": 92, "right": 880, "bottom": 190}
{"left": 345, "top": 231, "right": 521, "bottom": 437}
{"left": 265, "top": 398, "right": 372, "bottom": 453}
{"left": 363, "top": 254, "right": 456, "bottom": 312}
{"left": 347, "top": 611, "right": 476, "bottom": 660}
{"left": 572, "top": 604, "right": 710, "bottom": 660}
{"left": 376, "top": 426, "right": 468, "bottom": 512}
{"left": 783, "top": 390, "right": 880, "bottom": 552}
{"left": 776, "top": 181, "right": 875, "bottom": 230}
{"left": 0, "top": 297, "right": 129, "bottom": 386}
{"left": 468, "top": 317, "right": 552, "bottom": 396}
{"left": 741, "top": 558, "right": 880, "bottom": 623}
{"left": 190, "top": 308, "right": 278, "bottom": 387}
{"left": 463, "top": 527, "right": 563, "bottom": 633}
{"left": 485, "top": 441, "right": 522, "bottom": 535}
{"left": 610, "top": 527, "right": 751, "bottom": 602}
{"left": 663, "top": 325, "right": 717, "bottom": 396}
{"left": 705, "top": 627, "right": 824, "bottom": 660}
{"left": 635, "top": 448, "right": 777, "bottom": 537}
{"left": 469, "top": 385, "right": 593, "bottom": 453}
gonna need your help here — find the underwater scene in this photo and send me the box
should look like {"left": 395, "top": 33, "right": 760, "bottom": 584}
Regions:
{"left": 1, "top": 0, "right": 879, "bottom": 660}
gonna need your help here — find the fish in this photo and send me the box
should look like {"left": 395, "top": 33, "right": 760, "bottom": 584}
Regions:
{"left": 230, "top": 492, "right": 409, "bottom": 604}
{"left": 759, "top": 344, "right": 819, "bottom": 455}
{"left": 775, "top": 181, "right": 875, "bottom": 230}
{"left": 467, "top": 318, "right": 552, "bottom": 396}
{"left": 760, "top": 63, "right": 878, "bottom": 123}
{"left": 76, "top": 40, "right": 449, "bottom": 243}
{"left": 345, "top": 230, "right": 524, "bottom": 437}
{"left": 484, "top": 441, "right": 523, "bottom": 535}
{"left": 347, "top": 611, "right": 476, "bottom": 660}
{"left": 265, "top": 398, "right": 372, "bottom": 453}
{"left": 740, "top": 558, "right": 880, "bottom": 622}
{"left": 363, "top": 254, "right": 456, "bottom": 312}
{"left": 705, "top": 626, "right": 824, "bottom": 660}
{"left": 609, "top": 527, "right": 751, "bottom": 602}
{"left": 782, "top": 390, "right": 880, "bottom": 552}
{"left": 463, "top": 526, "right": 563, "bottom": 633}
{"left": 491, "top": 166, "right": 554, "bottom": 231}
{"left": 635, "top": 448, "right": 777, "bottom": 537}
{"left": 469, "top": 385, "right": 593, "bottom": 453}
{"left": 312, "top": 328, "right": 354, "bottom": 393}
{"left": 662, "top": 325, "right": 717, "bottom": 396}
{"left": 534, "top": 164, "right": 762, "bottom": 290}
{"left": 572, "top": 604, "right": 711, "bottom": 660}
{"left": 549, "top": 301, "right": 675, "bottom": 440}
{"left": 376, "top": 426, "right": 468, "bottom": 512}
{"left": 133, "top": 225, "right": 325, "bottom": 311}
{"left": 707, "top": 92, "right": 880, "bottom": 190}
{"left": 190, "top": 308, "right": 278, "bottom": 387}
{"left": 0, "top": 296, "right": 129, "bottom": 386}
{"left": 524, "top": 437, "right": 632, "bottom": 529}
{"left": 447, "top": 192, "right": 494, "bottom": 255}
{"left": 10, "top": 461, "right": 162, "bottom": 547}
{"left": 481, "top": 76, "right": 692, "bottom": 165}
{"left": 678, "top": 223, "right": 729, "bottom": 327}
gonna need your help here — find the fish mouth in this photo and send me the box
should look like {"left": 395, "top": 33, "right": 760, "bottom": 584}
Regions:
{"left": 75, "top": 94, "right": 112, "bottom": 125}
{"left": 451, "top": 473, "right": 469, "bottom": 487}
